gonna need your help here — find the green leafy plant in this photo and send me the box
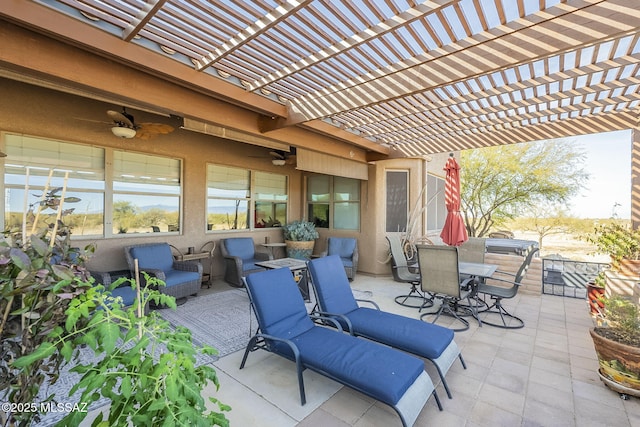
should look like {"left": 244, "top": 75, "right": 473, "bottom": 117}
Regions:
{"left": 13, "top": 274, "right": 230, "bottom": 426}
{"left": 596, "top": 295, "right": 640, "bottom": 347}
{"left": 282, "top": 220, "right": 319, "bottom": 241}
{"left": 585, "top": 222, "right": 640, "bottom": 269}
{"left": 1, "top": 183, "right": 229, "bottom": 426}
{"left": 1, "top": 187, "right": 94, "bottom": 426}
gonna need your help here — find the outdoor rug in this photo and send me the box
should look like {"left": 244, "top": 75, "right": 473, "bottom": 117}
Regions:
{"left": 158, "top": 288, "right": 256, "bottom": 358}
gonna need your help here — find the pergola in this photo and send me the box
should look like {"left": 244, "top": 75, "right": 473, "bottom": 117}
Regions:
{"left": 2, "top": 0, "right": 640, "bottom": 228}
{"left": 2, "top": 0, "right": 640, "bottom": 157}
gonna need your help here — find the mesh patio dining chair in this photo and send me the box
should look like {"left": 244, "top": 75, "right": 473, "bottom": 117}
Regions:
{"left": 386, "top": 235, "right": 432, "bottom": 309}
{"left": 476, "top": 248, "right": 539, "bottom": 329}
{"left": 417, "top": 244, "right": 477, "bottom": 332}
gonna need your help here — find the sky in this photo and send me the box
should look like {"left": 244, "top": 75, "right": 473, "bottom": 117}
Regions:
{"left": 560, "top": 129, "right": 632, "bottom": 219}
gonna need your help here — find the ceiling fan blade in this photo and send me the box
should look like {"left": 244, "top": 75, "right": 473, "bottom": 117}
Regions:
{"left": 135, "top": 123, "right": 175, "bottom": 139}
{"left": 269, "top": 150, "right": 285, "bottom": 160}
{"left": 107, "top": 110, "right": 134, "bottom": 127}
{"left": 74, "top": 117, "right": 111, "bottom": 125}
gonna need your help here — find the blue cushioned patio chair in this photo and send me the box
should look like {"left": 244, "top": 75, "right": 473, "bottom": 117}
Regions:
{"left": 241, "top": 267, "right": 441, "bottom": 426}
{"left": 124, "top": 243, "right": 201, "bottom": 302}
{"left": 220, "top": 237, "right": 273, "bottom": 287}
{"left": 308, "top": 255, "right": 466, "bottom": 400}
{"left": 319, "top": 237, "right": 358, "bottom": 280}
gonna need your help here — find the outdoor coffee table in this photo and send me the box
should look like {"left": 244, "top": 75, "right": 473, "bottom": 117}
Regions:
{"left": 255, "top": 257, "right": 310, "bottom": 301}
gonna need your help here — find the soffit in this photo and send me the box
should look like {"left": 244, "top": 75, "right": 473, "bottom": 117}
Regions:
{"left": 2, "top": 0, "right": 640, "bottom": 156}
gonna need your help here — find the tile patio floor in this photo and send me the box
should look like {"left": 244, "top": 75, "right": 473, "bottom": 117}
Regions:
{"left": 206, "top": 273, "right": 640, "bottom": 427}
{"left": 83, "top": 273, "right": 640, "bottom": 427}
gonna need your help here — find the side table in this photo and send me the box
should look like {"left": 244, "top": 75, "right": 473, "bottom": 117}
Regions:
{"left": 261, "top": 242, "right": 287, "bottom": 259}
{"left": 171, "top": 241, "right": 216, "bottom": 288}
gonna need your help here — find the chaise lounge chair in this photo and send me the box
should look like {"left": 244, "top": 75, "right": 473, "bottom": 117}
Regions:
{"left": 241, "top": 267, "right": 441, "bottom": 427}
{"left": 308, "top": 255, "right": 466, "bottom": 400}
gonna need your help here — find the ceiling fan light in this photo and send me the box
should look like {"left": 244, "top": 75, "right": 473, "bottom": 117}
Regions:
{"left": 272, "top": 159, "right": 286, "bottom": 166}
{"left": 111, "top": 126, "right": 137, "bottom": 139}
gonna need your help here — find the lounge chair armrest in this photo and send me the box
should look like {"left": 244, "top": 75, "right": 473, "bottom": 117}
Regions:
{"left": 139, "top": 268, "right": 166, "bottom": 281}
{"left": 89, "top": 270, "right": 112, "bottom": 286}
{"left": 254, "top": 251, "right": 273, "bottom": 261}
{"left": 173, "top": 260, "right": 203, "bottom": 274}
{"left": 356, "top": 298, "right": 380, "bottom": 310}
{"left": 309, "top": 312, "right": 346, "bottom": 332}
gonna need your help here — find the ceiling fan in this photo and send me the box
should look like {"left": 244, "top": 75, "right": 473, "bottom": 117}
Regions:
{"left": 78, "top": 107, "right": 175, "bottom": 140}
{"left": 268, "top": 149, "right": 296, "bottom": 166}
{"left": 107, "top": 107, "right": 175, "bottom": 140}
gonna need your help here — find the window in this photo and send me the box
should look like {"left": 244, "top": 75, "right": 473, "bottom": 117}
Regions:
{"left": 427, "top": 174, "right": 446, "bottom": 232}
{"left": 4, "top": 134, "right": 105, "bottom": 236}
{"left": 206, "top": 164, "right": 287, "bottom": 231}
{"left": 307, "top": 175, "right": 360, "bottom": 230}
{"left": 112, "top": 151, "right": 181, "bottom": 234}
{"left": 254, "top": 171, "right": 287, "bottom": 228}
{"left": 2, "top": 133, "right": 182, "bottom": 237}
{"left": 386, "top": 171, "right": 409, "bottom": 233}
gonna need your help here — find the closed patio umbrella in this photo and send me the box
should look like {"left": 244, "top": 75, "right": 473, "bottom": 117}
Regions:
{"left": 440, "top": 155, "right": 468, "bottom": 246}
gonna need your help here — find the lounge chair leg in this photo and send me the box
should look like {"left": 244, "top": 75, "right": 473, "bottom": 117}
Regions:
{"left": 239, "top": 336, "right": 258, "bottom": 369}
{"left": 459, "top": 353, "right": 467, "bottom": 370}
{"left": 295, "top": 359, "right": 306, "bottom": 405}
{"left": 433, "top": 390, "right": 442, "bottom": 411}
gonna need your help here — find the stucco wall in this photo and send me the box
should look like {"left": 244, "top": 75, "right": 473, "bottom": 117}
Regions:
{"left": 0, "top": 78, "right": 450, "bottom": 278}
{"left": 0, "top": 78, "right": 307, "bottom": 274}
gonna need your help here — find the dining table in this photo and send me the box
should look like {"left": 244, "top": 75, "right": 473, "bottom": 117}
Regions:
{"left": 459, "top": 261, "right": 498, "bottom": 279}
{"left": 457, "top": 261, "right": 498, "bottom": 326}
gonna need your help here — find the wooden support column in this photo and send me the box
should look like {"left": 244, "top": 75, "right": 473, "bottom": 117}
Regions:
{"left": 632, "top": 127, "right": 640, "bottom": 229}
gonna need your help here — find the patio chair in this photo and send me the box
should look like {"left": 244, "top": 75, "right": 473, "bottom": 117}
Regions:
{"left": 124, "top": 243, "right": 202, "bottom": 302}
{"left": 219, "top": 237, "right": 273, "bottom": 287}
{"left": 476, "top": 248, "right": 539, "bottom": 329}
{"left": 417, "top": 244, "right": 478, "bottom": 332}
{"left": 386, "top": 235, "right": 431, "bottom": 308}
{"left": 241, "top": 267, "right": 441, "bottom": 427}
{"left": 308, "top": 255, "right": 466, "bottom": 400}
{"left": 319, "top": 237, "right": 359, "bottom": 280}
{"left": 458, "top": 237, "right": 486, "bottom": 264}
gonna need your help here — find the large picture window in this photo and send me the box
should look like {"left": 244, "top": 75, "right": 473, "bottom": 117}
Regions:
{"left": 4, "top": 135, "right": 105, "bottom": 236}
{"left": 2, "top": 133, "right": 182, "bottom": 237}
{"left": 112, "top": 151, "right": 181, "bottom": 234}
{"left": 307, "top": 175, "right": 360, "bottom": 230}
{"left": 206, "top": 164, "right": 287, "bottom": 231}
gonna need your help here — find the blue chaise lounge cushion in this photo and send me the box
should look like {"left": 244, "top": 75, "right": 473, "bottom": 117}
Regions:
{"left": 245, "top": 267, "right": 424, "bottom": 406}
{"left": 308, "top": 255, "right": 455, "bottom": 360}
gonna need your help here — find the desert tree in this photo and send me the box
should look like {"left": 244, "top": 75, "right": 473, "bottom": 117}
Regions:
{"left": 460, "top": 140, "right": 588, "bottom": 237}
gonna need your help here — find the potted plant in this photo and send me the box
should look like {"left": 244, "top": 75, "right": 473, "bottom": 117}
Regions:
{"left": 586, "top": 222, "right": 640, "bottom": 274}
{"left": 585, "top": 222, "right": 640, "bottom": 297}
{"left": 282, "top": 220, "right": 319, "bottom": 259}
{"left": 589, "top": 295, "right": 640, "bottom": 398}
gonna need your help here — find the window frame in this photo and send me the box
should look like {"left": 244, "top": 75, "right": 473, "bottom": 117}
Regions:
{"left": 1, "top": 132, "right": 183, "bottom": 238}
{"left": 206, "top": 163, "right": 288, "bottom": 232}
{"left": 306, "top": 173, "right": 361, "bottom": 231}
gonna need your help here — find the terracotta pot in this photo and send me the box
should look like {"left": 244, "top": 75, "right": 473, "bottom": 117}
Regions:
{"left": 285, "top": 240, "right": 315, "bottom": 260}
{"left": 589, "top": 328, "right": 640, "bottom": 396}
{"left": 587, "top": 283, "right": 605, "bottom": 315}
